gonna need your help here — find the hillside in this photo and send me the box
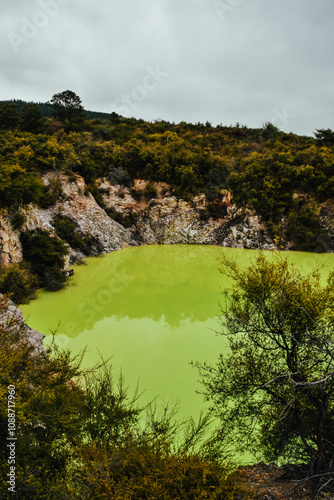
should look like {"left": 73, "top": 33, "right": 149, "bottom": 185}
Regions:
{"left": 1, "top": 94, "right": 334, "bottom": 497}
{"left": 0, "top": 98, "right": 333, "bottom": 239}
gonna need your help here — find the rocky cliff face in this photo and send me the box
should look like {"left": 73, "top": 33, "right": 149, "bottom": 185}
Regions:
{"left": 0, "top": 173, "right": 277, "bottom": 267}
{"left": 0, "top": 214, "right": 22, "bottom": 266}
{"left": 0, "top": 174, "right": 136, "bottom": 266}
{"left": 99, "top": 178, "right": 276, "bottom": 250}
{"left": 23, "top": 174, "right": 136, "bottom": 263}
{"left": 0, "top": 294, "right": 45, "bottom": 355}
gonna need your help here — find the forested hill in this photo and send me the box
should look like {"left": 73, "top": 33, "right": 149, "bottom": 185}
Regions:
{"left": 1, "top": 92, "right": 334, "bottom": 256}
{"left": 0, "top": 99, "right": 110, "bottom": 121}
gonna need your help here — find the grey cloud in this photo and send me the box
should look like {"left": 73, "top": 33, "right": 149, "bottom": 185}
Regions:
{"left": 1, "top": 0, "right": 333, "bottom": 135}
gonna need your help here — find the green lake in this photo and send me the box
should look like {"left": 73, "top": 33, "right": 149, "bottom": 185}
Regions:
{"left": 21, "top": 245, "right": 334, "bottom": 438}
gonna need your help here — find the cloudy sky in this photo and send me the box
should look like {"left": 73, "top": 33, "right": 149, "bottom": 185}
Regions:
{"left": 1, "top": 0, "right": 333, "bottom": 136}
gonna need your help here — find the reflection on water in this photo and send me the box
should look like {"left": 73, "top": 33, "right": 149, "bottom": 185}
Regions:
{"left": 22, "top": 245, "right": 334, "bottom": 337}
{"left": 21, "top": 245, "right": 334, "bottom": 436}
{"left": 22, "top": 245, "right": 233, "bottom": 336}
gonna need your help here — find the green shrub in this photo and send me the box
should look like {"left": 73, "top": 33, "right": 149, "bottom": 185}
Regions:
{"left": 0, "top": 262, "right": 39, "bottom": 304}
{"left": 130, "top": 187, "right": 142, "bottom": 202}
{"left": 0, "top": 320, "right": 84, "bottom": 499}
{"left": 206, "top": 202, "right": 228, "bottom": 219}
{"left": 143, "top": 181, "right": 158, "bottom": 200}
{"left": 43, "top": 267, "right": 68, "bottom": 291}
{"left": 199, "top": 202, "right": 228, "bottom": 221}
{"left": 107, "top": 166, "right": 133, "bottom": 188}
{"left": 20, "top": 103, "right": 45, "bottom": 134}
{"left": 20, "top": 228, "right": 69, "bottom": 290}
{"left": 107, "top": 208, "right": 137, "bottom": 227}
{"left": 10, "top": 211, "right": 27, "bottom": 230}
{"left": 85, "top": 181, "right": 107, "bottom": 209}
{"left": 67, "top": 173, "right": 77, "bottom": 183}
{"left": 53, "top": 214, "right": 85, "bottom": 251}
{"left": 0, "top": 163, "right": 43, "bottom": 209}
{"left": 38, "top": 178, "right": 63, "bottom": 208}
{"left": 130, "top": 182, "right": 158, "bottom": 202}
{"left": 287, "top": 200, "right": 322, "bottom": 251}
{"left": 72, "top": 443, "right": 251, "bottom": 499}
{"left": 106, "top": 207, "right": 124, "bottom": 224}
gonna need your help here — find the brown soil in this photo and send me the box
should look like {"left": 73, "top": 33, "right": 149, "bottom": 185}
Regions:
{"left": 236, "top": 462, "right": 334, "bottom": 499}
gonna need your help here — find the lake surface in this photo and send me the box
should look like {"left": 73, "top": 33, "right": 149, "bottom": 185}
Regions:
{"left": 21, "top": 245, "right": 334, "bottom": 449}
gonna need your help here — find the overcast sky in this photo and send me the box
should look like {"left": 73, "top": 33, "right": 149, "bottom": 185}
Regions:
{"left": 1, "top": 0, "right": 333, "bottom": 136}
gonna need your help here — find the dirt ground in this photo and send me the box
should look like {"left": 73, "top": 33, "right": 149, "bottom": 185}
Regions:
{"left": 236, "top": 462, "right": 334, "bottom": 499}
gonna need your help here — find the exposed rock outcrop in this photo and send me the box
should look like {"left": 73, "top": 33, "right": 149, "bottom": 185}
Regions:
{"left": 0, "top": 172, "right": 282, "bottom": 269}
{"left": 0, "top": 294, "right": 45, "bottom": 355}
{"left": 0, "top": 173, "right": 276, "bottom": 267}
{"left": 0, "top": 213, "right": 23, "bottom": 266}
{"left": 19, "top": 174, "right": 136, "bottom": 263}
{"left": 100, "top": 179, "right": 275, "bottom": 250}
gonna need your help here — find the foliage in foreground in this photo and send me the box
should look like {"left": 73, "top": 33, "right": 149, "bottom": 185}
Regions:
{"left": 198, "top": 252, "right": 334, "bottom": 491}
{"left": 0, "top": 302, "right": 251, "bottom": 499}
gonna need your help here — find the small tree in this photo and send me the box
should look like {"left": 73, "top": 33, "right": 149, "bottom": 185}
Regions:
{"left": 260, "top": 121, "right": 280, "bottom": 141}
{"left": 198, "top": 253, "right": 334, "bottom": 489}
{"left": 314, "top": 128, "right": 334, "bottom": 147}
{"left": 49, "top": 90, "right": 85, "bottom": 126}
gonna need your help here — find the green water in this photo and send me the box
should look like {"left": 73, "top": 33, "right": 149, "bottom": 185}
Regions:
{"left": 21, "top": 245, "right": 334, "bottom": 434}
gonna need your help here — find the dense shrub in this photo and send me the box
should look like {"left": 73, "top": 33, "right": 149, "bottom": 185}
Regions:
{"left": 287, "top": 200, "right": 322, "bottom": 251}
{"left": 0, "top": 317, "right": 84, "bottom": 499}
{"left": 207, "top": 202, "right": 228, "bottom": 220}
{"left": 53, "top": 214, "right": 85, "bottom": 250}
{"left": 20, "top": 228, "right": 69, "bottom": 290}
{"left": 85, "top": 181, "right": 107, "bottom": 209}
{"left": 0, "top": 102, "right": 19, "bottom": 129}
{"left": 20, "top": 103, "right": 45, "bottom": 134}
{"left": 0, "top": 163, "right": 43, "bottom": 209}
{"left": 38, "top": 178, "right": 63, "bottom": 208}
{"left": 52, "top": 215, "right": 103, "bottom": 255}
{"left": 10, "top": 211, "right": 26, "bottom": 230}
{"left": 131, "top": 182, "right": 158, "bottom": 202}
{"left": 130, "top": 187, "right": 142, "bottom": 202}
{"left": 107, "top": 208, "right": 137, "bottom": 227}
{"left": 143, "top": 181, "right": 158, "bottom": 200}
{"left": 72, "top": 443, "right": 250, "bottom": 499}
{"left": 107, "top": 166, "right": 133, "bottom": 188}
{"left": 0, "top": 262, "right": 39, "bottom": 304}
